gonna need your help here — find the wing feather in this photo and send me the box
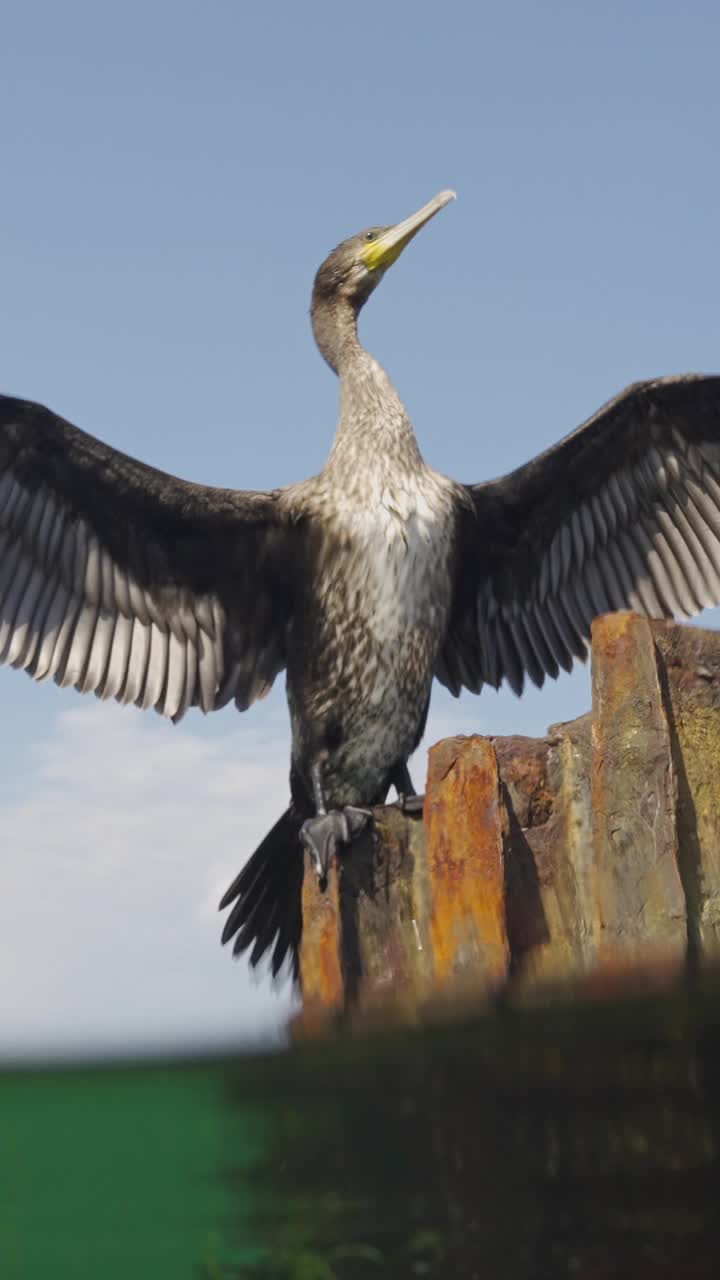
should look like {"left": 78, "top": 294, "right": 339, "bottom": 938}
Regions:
{"left": 100, "top": 613, "right": 133, "bottom": 701}
{"left": 439, "top": 375, "right": 720, "bottom": 696}
{"left": 0, "top": 395, "right": 295, "bottom": 717}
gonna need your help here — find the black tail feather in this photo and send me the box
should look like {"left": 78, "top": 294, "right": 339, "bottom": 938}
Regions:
{"left": 219, "top": 807, "right": 304, "bottom": 980}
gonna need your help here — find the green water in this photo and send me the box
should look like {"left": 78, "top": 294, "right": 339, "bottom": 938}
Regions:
{"left": 1, "top": 985, "right": 720, "bottom": 1279}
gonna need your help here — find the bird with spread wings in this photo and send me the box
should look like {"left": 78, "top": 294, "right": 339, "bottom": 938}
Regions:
{"left": 2, "top": 190, "right": 720, "bottom": 978}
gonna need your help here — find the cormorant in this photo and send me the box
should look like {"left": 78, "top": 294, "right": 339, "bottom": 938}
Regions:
{"left": 3, "top": 189, "right": 720, "bottom": 979}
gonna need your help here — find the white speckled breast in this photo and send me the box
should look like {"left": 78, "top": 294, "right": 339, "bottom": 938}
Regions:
{"left": 360, "top": 483, "right": 452, "bottom": 666}
{"left": 290, "top": 462, "right": 458, "bottom": 806}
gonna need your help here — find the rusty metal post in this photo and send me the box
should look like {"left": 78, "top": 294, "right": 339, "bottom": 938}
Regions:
{"left": 424, "top": 736, "right": 509, "bottom": 992}
{"left": 296, "top": 613, "right": 720, "bottom": 1027}
{"left": 591, "top": 612, "right": 686, "bottom": 977}
{"left": 297, "top": 737, "right": 511, "bottom": 1026}
{"left": 497, "top": 715, "right": 594, "bottom": 990}
{"left": 652, "top": 618, "right": 720, "bottom": 967}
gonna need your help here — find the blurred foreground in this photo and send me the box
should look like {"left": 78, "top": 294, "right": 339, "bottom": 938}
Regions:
{"left": 2, "top": 978, "right": 720, "bottom": 1279}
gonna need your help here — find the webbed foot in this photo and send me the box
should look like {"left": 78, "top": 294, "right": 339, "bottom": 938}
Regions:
{"left": 300, "top": 806, "right": 371, "bottom": 885}
{"left": 390, "top": 762, "right": 423, "bottom": 814}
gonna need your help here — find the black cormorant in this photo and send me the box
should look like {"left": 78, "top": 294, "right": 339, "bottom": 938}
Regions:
{"left": 2, "top": 189, "right": 720, "bottom": 978}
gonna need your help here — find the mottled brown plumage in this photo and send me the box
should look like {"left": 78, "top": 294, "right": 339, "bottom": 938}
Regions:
{"left": 3, "top": 190, "right": 720, "bottom": 979}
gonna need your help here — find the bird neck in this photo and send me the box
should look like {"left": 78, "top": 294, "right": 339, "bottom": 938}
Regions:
{"left": 311, "top": 294, "right": 363, "bottom": 375}
{"left": 312, "top": 294, "right": 424, "bottom": 474}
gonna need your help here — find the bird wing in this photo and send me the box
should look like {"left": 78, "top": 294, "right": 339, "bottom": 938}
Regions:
{"left": 0, "top": 394, "right": 295, "bottom": 719}
{"left": 437, "top": 374, "right": 720, "bottom": 697}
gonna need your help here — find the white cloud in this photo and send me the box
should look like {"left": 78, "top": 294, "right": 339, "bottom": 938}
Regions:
{"left": 0, "top": 699, "right": 298, "bottom": 1058}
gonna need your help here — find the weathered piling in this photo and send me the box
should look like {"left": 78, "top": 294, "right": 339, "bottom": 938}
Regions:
{"left": 297, "top": 614, "right": 720, "bottom": 1029}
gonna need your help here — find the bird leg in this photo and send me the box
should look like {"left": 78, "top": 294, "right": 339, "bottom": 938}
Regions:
{"left": 390, "top": 761, "right": 425, "bottom": 814}
{"left": 300, "top": 760, "right": 371, "bottom": 886}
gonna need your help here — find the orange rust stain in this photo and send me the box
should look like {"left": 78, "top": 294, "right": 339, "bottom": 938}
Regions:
{"left": 592, "top": 612, "right": 649, "bottom": 710}
{"left": 299, "top": 855, "right": 344, "bottom": 1008}
{"left": 425, "top": 737, "right": 509, "bottom": 986}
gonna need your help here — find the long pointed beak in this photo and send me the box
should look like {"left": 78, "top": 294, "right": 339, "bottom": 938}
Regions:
{"left": 361, "top": 189, "right": 456, "bottom": 272}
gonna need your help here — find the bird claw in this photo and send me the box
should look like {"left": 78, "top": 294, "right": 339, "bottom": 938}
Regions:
{"left": 394, "top": 792, "right": 425, "bottom": 815}
{"left": 300, "top": 806, "right": 372, "bottom": 885}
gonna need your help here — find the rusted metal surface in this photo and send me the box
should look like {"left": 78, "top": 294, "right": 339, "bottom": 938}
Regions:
{"left": 652, "top": 619, "right": 720, "bottom": 966}
{"left": 338, "top": 806, "right": 433, "bottom": 1010}
{"left": 547, "top": 714, "right": 595, "bottom": 966}
{"left": 497, "top": 715, "right": 594, "bottom": 988}
{"left": 297, "top": 613, "right": 720, "bottom": 1024}
{"left": 299, "top": 850, "right": 343, "bottom": 1019}
{"left": 298, "top": 739, "right": 510, "bottom": 1019}
{"left": 493, "top": 733, "right": 553, "bottom": 966}
{"left": 296, "top": 807, "right": 431, "bottom": 1032}
{"left": 591, "top": 612, "right": 686, "bottom": 975}
{"left": 425, "top": 736, "right": 509, "bottom": 991}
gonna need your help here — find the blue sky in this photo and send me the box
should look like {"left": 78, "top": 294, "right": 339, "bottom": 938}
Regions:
{"left": 2, "top": 0, "right": 720, "bottom": 1053}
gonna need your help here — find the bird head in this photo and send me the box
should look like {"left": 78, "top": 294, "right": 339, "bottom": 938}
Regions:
{"left": 312, "top": 189, "right": 456, "bottom": 314}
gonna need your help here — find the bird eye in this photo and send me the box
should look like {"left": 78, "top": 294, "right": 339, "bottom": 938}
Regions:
{"left": 364, "top": 231, "right": 376, "bottom": 242}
